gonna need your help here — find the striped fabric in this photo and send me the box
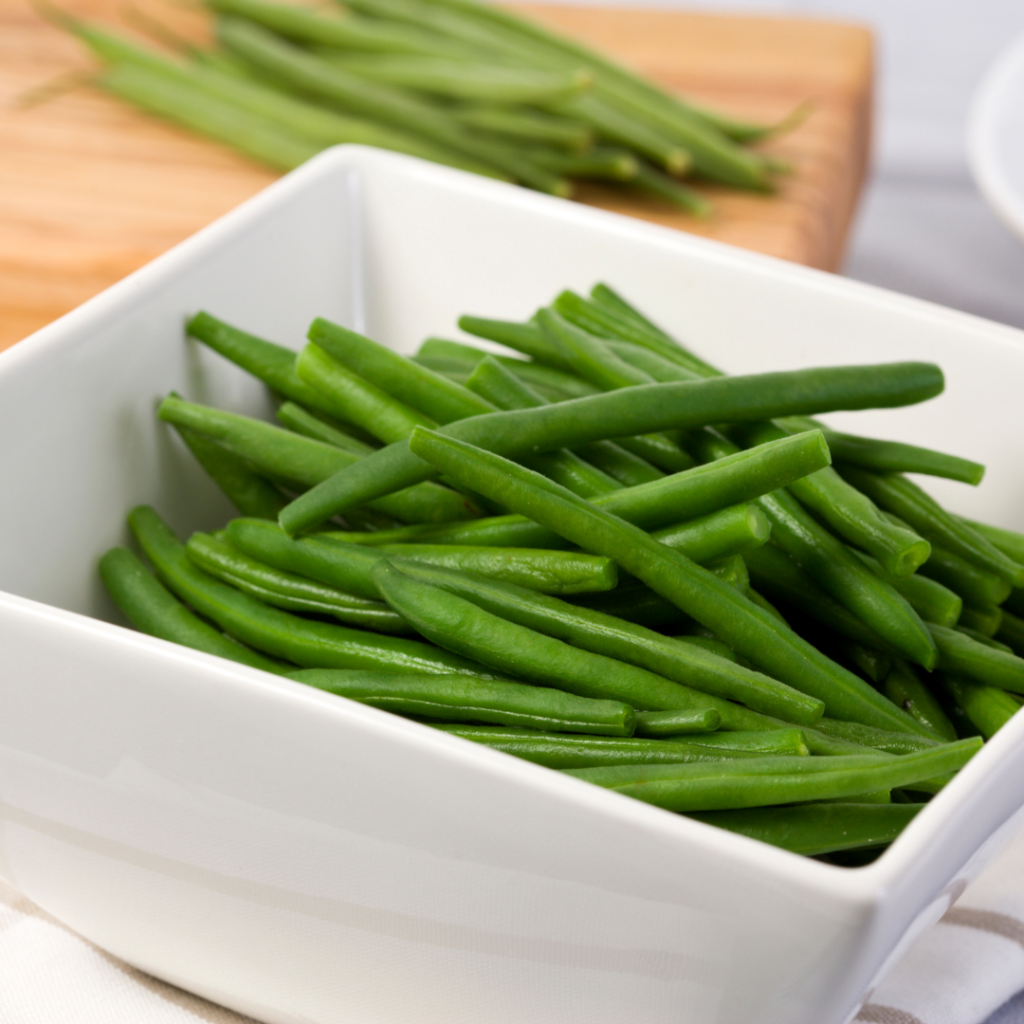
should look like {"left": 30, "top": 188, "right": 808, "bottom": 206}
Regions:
{"left": 2, "top": 829, "right": 1024, "bottom": 1023}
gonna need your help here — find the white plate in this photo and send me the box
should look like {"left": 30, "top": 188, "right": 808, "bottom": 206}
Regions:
{"left": 3, "top": 147, "right": 1024, "bottom": 1024}
{"left": 969, "top": 31, "right": 1024, "bottom": 244}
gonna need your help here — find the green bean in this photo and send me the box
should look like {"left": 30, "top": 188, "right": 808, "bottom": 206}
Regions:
{"left": 227, "top": 516, "right": 616, "bottom": 595}
{"left": 851, "top": 551, "right": 962, "bottom": 628}
{"left": 958, "top": 627, "right": 1013, "bottom": 652}
{"left": 433, "top": 725, "right": 784, "bottom": 768}
{"left": 813, "top": 430, "right": 985, "bottom": 486}
{"left": 129, "top": 506, "right": 489, "bottom": 675}
{"left": 296, "top": 342, "right": 436, "bottom": 444}
{"left": 218, "top": 18, "right": 570, "bottom": 195}
{"left": 451, "top": 106, "right": 595, "bottom": 151}
{"left": 375, "top": 544, "right": 616, "bottom": 594}
{"left": 407, "top": 427, "right": 932, "bottom": 735}
{"left": 464, "top": 355, "right": 662, "bottom": 487}
{"left": 82, "top": 19, "right": 503, "bottom": 176}
{"left": 372, "top": 559, "right": 775, "bottom": 718}
{"left": 688, "top": 803, "right": 924, "bottom": 856}
{"left": 571, "top": 582, "right": 689, "bottom": 631}
{"left": 687, "top": 429, "right": 937, "bottom": 670}
{"left": 733, "top": 420, "right": 931, "bottom": 578}
{"left": 630, "top": 164, "right": 713, "bottom": 217}
{"left": 99, "top": 62, "right": 322, "bottom": 172}
{"left": 651, "top": 505, "right": 769, "bottom": 562}
{"left": 279, "top": 359, "right": 943, "bottom": 533}
{"left": 675, "top": 729, "right": 810, "bottom": 757}
{"left": 323, "top": 54, "right": 593, "bottom": 107}
{"left": 290, "top": 669, "right": 635, "bottom": 735}
{"left": 837, "top": 641, "right": 892, "bottom": 684}
{"left": 917, "top": 545, "right": 1013, "bottom": 607}
{"left": 158, "top": 394, "right": 473, "bottom": 524}
{"left": 962, "top": 518, "right": 1024, "bottom": 566}
{"left": 315, "top": 431, "right": 827, "bottom": 550}
{"left": 187, "top": 311, "right": 366, "bottom": 428}
{"left": 536, "top": 308, "right": 698, "bottom": 464}
{"left": 457, "top": 315, "right": 569, "bottom": 367}
{"left": 209, "top": 0, "right": 468, "bottom": 55}
{"left": 564, "top": 740, "right": 980, "bottom": 811}
{"left": 838, "top": 467, "right": 1024, "bottom": 587}
{"left": 809, "top": 717, "right": 939, "bottom": 755}
{"left": 386, "top": 556, "right": 825, "bottom": 723}
{"left": 185, "top": 532, "right": 411, "bottom": 632}
{"left": 171, "top": 420, "right": 286, "bottom": 520}
{"left": 997, "top": 609, "right": 1024, "bottom": 655}
{"left": 633, "top": 708, "right": 721, "bottom": 736}
{"left": 276, "top": 402, "right": 376, "bottom": 456}
{"left": 959, "top": 604, "right": 1003, "bottom": 638}
{"left": 929, "top": 624, "right": 1024, "bottom": 693}
{"left": 528, "top": 147, "right": 639, "bottom": 181}
{"left": 940, "top": 676, "right": 1020, "bottom": 740}
{"left": 555, "top": 289, "right": 716, "bottom": 377}
{"left": 883, "top": 660, "right": 957, "bottom": 742}
{"left": 99, "top": 546, "right": 289, "bottom": 673}
{"left": 743, "top": 545, "right": 891, "bottom": 652}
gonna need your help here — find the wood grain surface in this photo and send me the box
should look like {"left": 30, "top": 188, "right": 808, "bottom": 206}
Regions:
{"left": 0, "top": 0, "right": 873, "bottom": 351}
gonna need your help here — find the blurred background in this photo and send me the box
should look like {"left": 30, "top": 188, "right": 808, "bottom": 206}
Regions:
{"left": 545, "top": 0, "right": 1024, "bottom": 329}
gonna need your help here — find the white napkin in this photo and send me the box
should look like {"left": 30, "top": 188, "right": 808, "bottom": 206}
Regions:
{"left": 3, "top": 833, "right": 1024, "bottom": 1024}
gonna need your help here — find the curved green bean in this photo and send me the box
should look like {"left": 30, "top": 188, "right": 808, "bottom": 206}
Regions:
{"left": 279, "top": 359, "right": 942, "bottom": 533}
{"left": 406, "top": 426, "right": 932, "bottom": 735}
{"left": 129, "top": 506, "right": 490, "bottom": 676}
{"left": 432, "top": 725, "right": 768, "bottom": 769}
{"left": 290, "top": 669, "right": 636, "bottom": 735}
{"left": 563, "top": 739, "right": 981, "bottom": 812}
{"left": 185, "top": 531, "right": 411, "bottom": 632}
{"left": 387, "top": 556, "right": 825, "bottom": 723}
{"left": 99, "top": 546, "right": 288, "bottom": 673}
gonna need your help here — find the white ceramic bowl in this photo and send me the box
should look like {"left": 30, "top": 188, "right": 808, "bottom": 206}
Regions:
{"left": 969, "top": 30, "right": 1024, "bottom": 244}
{"left": 4, "top": 147, "right": 1024, "bottom": 1024}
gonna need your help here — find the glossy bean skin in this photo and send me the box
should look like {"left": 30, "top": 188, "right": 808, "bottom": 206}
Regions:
{"left": 809, "top": 717, "right": 939, "bottom": 755}
{"left": 465, "top": 355, "right": 663, "bottom": 487}
{"left": 431, "top": 725, "right": 767, "bottom": 769}
{"left": 279, "top": 359, "right": 945, "bottom": 534}
{"left": 653, "top": 504, "right": 770, "bottom": 562}
{"left": 563, "top": 740, "right": 981, "bottom": 812}
{"left": 276, "top": 402, "right": 377, "bottom": 456}
{"left": 187, "top": 310, "right": 369, "bottom": 429}
{"left": 129, "top": 507, "right": 490, "bottom": 676}
{"left": 633, "top": 708, "right": 721, "bottom": 735}
{"left": 289, "top": 669, "right": 636, "bottom": 735}
{"left": 818, "top": 430, "right": 984, "bottom": 486}
{"left": 959, "top": 605, "right": 1003, "bottom": 638}
{"left": 839, "top": 466, "right": 1024, "bottom": 587}
{"left": 227, "top": 517, "right": 617, "bottom": 596}
{"left": 688, "top": 803, "right": 924, "bottom": 856}
{"left": 686, "top": 429, "right": 937, "bottom": 671}
{"left": 171, "top": 419, "right": 286, "bottom": 520}
{"left": 158, "top": 394, "right": 474, "bottom": 524}
{"left": 732, "top": 419, "right": 930, "bottom": 578}
{"left": 296, "top": 342, "right": 435, "bottom": 444}
{"left": 387, "top": 557, "right": 826, "bottom": 724}
{"left": 406, "top": 426, "right": 932, "bottom": 735}
{"left": 917, "top": 545, "right": 1013, "bottom": 607}
{"left": 671, "top": 729, "right": 810, "bottom": 756}
{"left": 185, "top": 532, "right": 411, "bottom": 633}
{"left": 309, "top": 324, "right": 621, "bottom": 499}
{"left": 929, "top": 624, "right": 1024, "bottom": 693}
{"left": 285, "top": 428, "right": 832, "bottom": 548}
{"left": 852, "top": 551, "right": 962, "bottom": 628}
{"left": 882, "top": 660, "right": 958, "bottom": 742}
{"left": 371, "top": 559, "right": 773, "bottom": 719}
{"left": 940, "top": 676, "right": 1020, "bottom": 740}
{"left": 99, "top": 547, "right": 288, "bottom": 673}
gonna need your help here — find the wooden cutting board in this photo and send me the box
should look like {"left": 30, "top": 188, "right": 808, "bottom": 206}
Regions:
{"left": 0, "top": 0, "right": 872, "bottom": 351}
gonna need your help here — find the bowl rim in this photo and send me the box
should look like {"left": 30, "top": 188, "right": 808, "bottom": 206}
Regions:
{"left": 6, "top": 143, "right": 1024, "bottom": 911}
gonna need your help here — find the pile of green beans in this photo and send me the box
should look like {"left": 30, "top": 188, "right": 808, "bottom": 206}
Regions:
{"left": 48, "top": 0, "right": 808, "bottom": 212}
{"left": 98, "top": 282, "right": 1024, "bottom": 864}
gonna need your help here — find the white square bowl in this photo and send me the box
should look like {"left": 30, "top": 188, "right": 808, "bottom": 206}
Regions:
{"left": 4, "top": 147, "right": 1024, "bottom": 1024}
